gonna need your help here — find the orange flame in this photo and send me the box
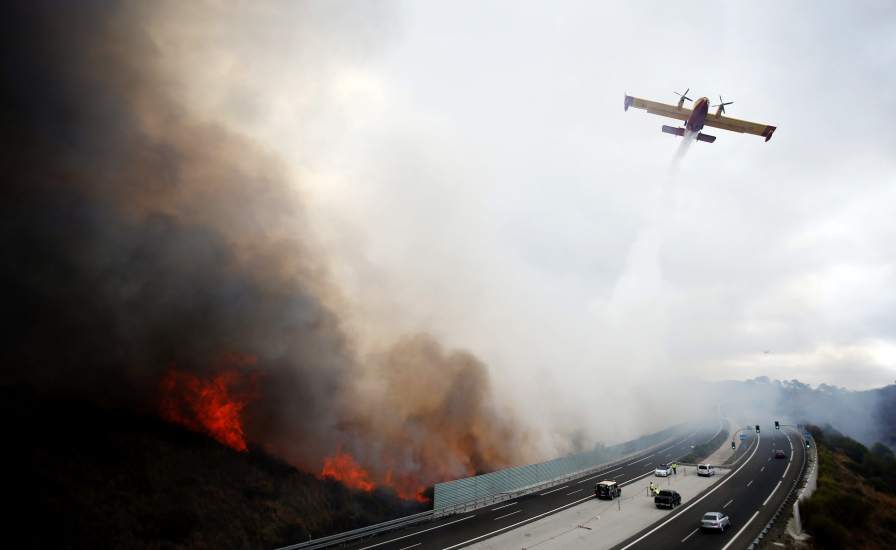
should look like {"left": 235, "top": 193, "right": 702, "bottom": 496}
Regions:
{"left": 160, "top": 362, "right": 256, "bottom": 452}
{"left": 320, "top": 452, "right": 376, "bottom": 492}
{"left": 319, "top": 452, "right": 432, "bottom": 503}
{"left": 384, "top": 469, "right": 429, "bottom": 503}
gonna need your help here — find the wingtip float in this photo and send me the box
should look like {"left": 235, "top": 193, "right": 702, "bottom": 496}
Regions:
{"left": 624, "top": 90, "right": 777, "bottom": 143}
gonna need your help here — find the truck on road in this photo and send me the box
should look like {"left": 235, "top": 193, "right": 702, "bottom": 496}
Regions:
{"left": 595, "top": 480, "right": 621, "bottom": 500}
{"left": 654, "top": 489, "right": 681, "bottom": 509}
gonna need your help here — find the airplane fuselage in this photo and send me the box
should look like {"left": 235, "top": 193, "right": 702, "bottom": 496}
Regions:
{"left": 685, "top": 97, "right": 709, "bottom": 132}
{"left": 623, "top": 91, "right": 776, "bottom": 143}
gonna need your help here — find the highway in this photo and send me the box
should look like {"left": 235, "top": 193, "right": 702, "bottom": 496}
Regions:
{"left": 341, "top": 426, "right": 720, "bottom": 550}
{"left": 613, "top": 426, "right": 806, "bottom": 550}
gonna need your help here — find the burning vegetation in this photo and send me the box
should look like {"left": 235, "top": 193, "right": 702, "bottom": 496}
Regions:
{"left": 160, "top": 367, "right": 257, "bottom": 452}
{"left": 321, "top": 452, "right": 377, "bottom": 493}
{"left": 4, "top": 3, "right": 533, "bottom": 532}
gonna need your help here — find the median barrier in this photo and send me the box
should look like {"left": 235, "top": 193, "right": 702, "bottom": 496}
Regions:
{"left": 277, "top": 421, "right": 723, "bottom": 549}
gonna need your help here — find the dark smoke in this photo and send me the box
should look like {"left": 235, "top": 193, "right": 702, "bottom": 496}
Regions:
{"left": 2, "top": 2, "right": 531, "bottom": 494}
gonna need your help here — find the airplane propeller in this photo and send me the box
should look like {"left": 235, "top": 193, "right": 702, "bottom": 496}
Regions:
{"left": 673, "top": 88, "right": 693, "bottom": 103}
{"left": 712, "top": 95, "right": 734, "bottom": 114}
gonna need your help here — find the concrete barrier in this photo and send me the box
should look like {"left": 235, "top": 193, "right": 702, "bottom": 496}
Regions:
{"left": 788, "top": 436, "right": 818, "bottom": 537}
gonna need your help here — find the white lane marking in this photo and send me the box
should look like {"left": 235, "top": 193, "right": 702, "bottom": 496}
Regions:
{"left": 438, "top": 430, "right": 699, "bottom": 550}
{"left": 620, "top": 469, "right": 658, "bottom": 485}
{"left": 577, "top": 465, "right": 624, "bottom": 484}
{"left": 783, "top": 461, "right": 791, "bottom": 478}
{"left": 681, "top": 527, "right": 700, "bottom": 543}
{"left": 721, "top": 510, "right": 760, "bottom": 550}
{"left": 539, "top": 485, "right": 569, "bottom": 496}
{"left": 619, "top": 433, "right": 762, "bottom": 550}
{"left": 723, "top": 499, "right": 733, "bottom": 508}
{"left": 493, "top": 509, "right": 522, "bottom": 521}
{"left": 760, "top": 466, "right": 765, "bottom": 472}
{"left": 567, "top": 489, "right": 583, "bottom": 496}
{"left": 627, "top": 454, "right": 655, "bottom": 465}
{"left": 767, "top": 457, "right": 771, "bottom": 462}
{"left": 439, "top": 495, "right": 594, "bottom": 550}
{"left": 763, "top": 480, "right": 783, "bottom": 506}
{"left": 747, "top": 480, "right": 754, "bottom": 487}
{"left": 359, "top": 515, "right": 475, "bottom": 550}
{"left": 490, "top": 501, "right": 517, "bottom": 511}
{"left": 398, "top": 544, "right": 421, "bottom": 550}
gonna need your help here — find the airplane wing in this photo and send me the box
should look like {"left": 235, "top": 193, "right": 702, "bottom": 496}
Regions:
{"left": 624, "top": 95, "right": 690, "bottom": 122}
{"left": 703, "top": 113, "right": 777, "bottom": 141}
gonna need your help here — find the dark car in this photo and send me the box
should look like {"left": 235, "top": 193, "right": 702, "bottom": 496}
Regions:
{"left": 595, "top": 480, "right": 621, "bottom": 499}
{"left": 774, "top": 449, "right": 787, "bottom": 459}
{"left": 654, "top": 489, "right": 681, "bottom": 509}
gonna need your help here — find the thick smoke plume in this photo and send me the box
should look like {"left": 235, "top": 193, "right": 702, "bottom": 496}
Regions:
{"left": 2, "top": 2, "right": 533, "bottom": 500}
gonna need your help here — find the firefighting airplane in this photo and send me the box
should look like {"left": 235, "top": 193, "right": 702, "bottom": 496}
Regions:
{"left": 624, "top": 89, "right": 776, "bottom": 143}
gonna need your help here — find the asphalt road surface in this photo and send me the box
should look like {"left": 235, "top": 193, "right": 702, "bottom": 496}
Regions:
{"left": 341, "top": 425, "right": 721, "bottom": 550}
{"left": 613, "top": 426, "right": 806, "bottom": 550}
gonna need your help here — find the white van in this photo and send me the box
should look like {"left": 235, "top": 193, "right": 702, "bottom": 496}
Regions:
{"left": 697, "top": 464, "right": 715, "bottom": 477}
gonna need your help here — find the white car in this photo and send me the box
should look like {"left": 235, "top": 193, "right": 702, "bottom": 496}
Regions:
{"left": 701, "top": 511, "right": 731, "bottom": 532}
{"left": 654, "top": 463, "right": 673, "bottom": 477}
{"left": 697, "top": 464, "right": 715, "bottom": 477}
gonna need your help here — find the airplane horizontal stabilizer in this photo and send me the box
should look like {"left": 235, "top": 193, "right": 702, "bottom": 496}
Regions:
{"left": 696, "top": 132, "right": 716, "bottom": 143}
{"left": 661, "top": 125, "right": 685, "bottom": 137}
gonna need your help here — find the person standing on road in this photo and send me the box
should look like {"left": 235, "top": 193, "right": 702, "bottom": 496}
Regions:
{"left": 672, "top": 462, "right": 677, "bottom": 475}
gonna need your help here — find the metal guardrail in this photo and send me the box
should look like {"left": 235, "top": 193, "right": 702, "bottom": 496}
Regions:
{"left": 276, "top": 422, "right": 712, "bottom": 549}
{"left": 433, "top": 426, "right": 691, "bottom": 517}
{"left": 274, "top": 510, "right": 434, "bottom": 550}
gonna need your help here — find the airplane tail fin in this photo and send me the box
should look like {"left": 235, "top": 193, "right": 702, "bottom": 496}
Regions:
{"left": 696, "top": 132, "right": 716, "bottom": 143}
{"left": 662, "top": 125, "right": 685, "bottom": 137}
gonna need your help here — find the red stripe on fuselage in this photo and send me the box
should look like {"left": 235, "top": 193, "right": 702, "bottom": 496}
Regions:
{"left": 686, "top": 97, "right": 709, "bottom": 132}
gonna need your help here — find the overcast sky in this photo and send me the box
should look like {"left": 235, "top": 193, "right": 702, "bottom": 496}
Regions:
{"left": 152, "top": 1, "right": 896, "bottom": 440}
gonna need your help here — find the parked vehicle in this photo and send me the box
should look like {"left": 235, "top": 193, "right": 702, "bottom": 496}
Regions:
{"left": 654, "top": 489, "right": 681, "bottom": 509}
{"left": 697, "top": 464, "right": 715, "bottom": 477}
{"left": 774, "top": 449, "right": 787, "bottom": 459}
{"left": 701, "top": 511, "right": 731, "bottom": 531}
{"left": 594, "top": 480, "right": 621, "bottom": 500}
{"left": 655, "top": 463, "right": 673, "bottom": 477}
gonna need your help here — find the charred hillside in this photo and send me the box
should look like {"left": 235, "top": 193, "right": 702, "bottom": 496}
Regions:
{"left": 12, "top": 386, "right": 422, "bottom": 549}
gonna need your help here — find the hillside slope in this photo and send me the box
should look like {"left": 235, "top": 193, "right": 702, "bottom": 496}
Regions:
{"left": 801, "top": 425, "right": 896, "bottom": 550}
{"left": 12, "top": 386, "right": 422, "bottom": 549}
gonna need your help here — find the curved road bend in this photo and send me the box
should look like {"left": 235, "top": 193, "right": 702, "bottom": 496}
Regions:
{"left": 341, "top": 426, "right": 721, "bottom": 550}
{"left": 614, "top": 427, "right": 805, "bottom": 550}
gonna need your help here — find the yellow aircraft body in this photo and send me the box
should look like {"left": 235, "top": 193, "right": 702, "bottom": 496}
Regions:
{"left": 624, "top": 92, "right": 777, "bottom": 143}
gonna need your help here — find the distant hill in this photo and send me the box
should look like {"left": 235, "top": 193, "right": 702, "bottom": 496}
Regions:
{"left": 710, "top": 378, "right": 896, "bottom": 450}
{"left": 801, "top": 425, "right": 896, "bottom": 549}
{"left": 11, "top": 386, "right": 422, "bottom": 549}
